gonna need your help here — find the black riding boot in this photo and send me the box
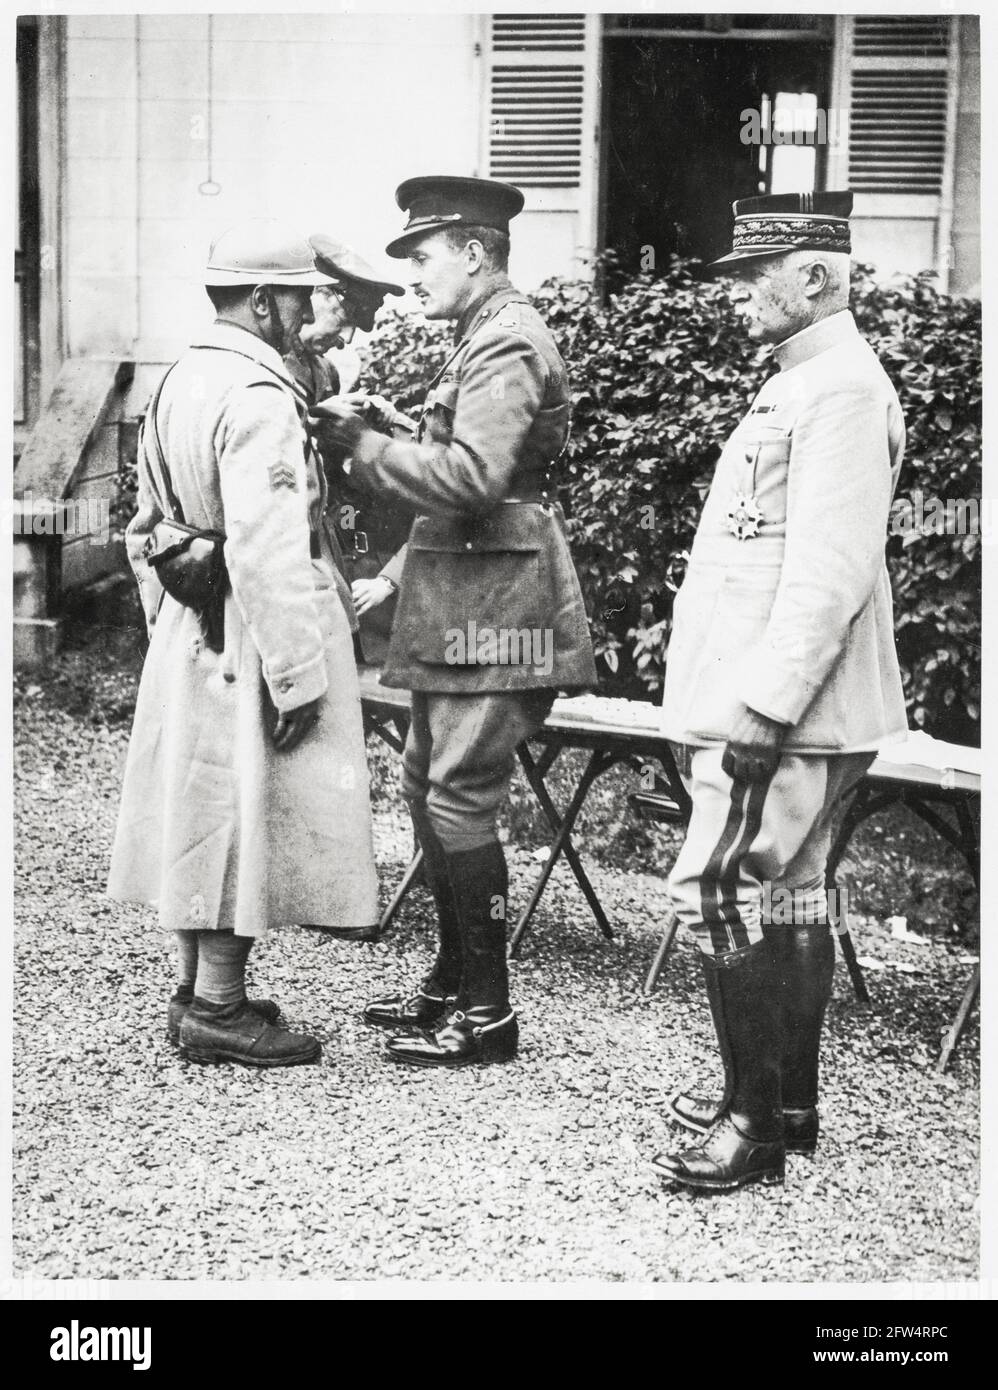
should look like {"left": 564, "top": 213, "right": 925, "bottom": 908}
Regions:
{"left": 653, "top": 939, "right": 785, "bottom": 1192}
{"left": 775, "top": 922, "right": 835, "bottom": 1152}
{"left": 669, "top": 923, "right": 832, "bottom": 1153}
{"left": 364, "top": 804, "right": 463, "bottom": 1030}
{"left": 387, "top": 841, "right": 518, "bottom": 1068}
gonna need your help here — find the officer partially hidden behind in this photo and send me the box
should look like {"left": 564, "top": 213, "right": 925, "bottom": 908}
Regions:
{"left": 653, "top": 193, "right": 907, "bottom": 1190}
{"left": 315, "top": 176, "right": 597, "bottom": 1067}
{"left": 284, "top": 237, "right": 414, "bottom": 665}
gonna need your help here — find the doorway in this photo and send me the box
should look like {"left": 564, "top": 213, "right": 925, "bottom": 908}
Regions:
{"left": 601, "top": 25, "right": 833, "bottom": 275}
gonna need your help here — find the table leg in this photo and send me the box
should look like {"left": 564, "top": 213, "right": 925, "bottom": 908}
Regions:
{"left": 509, "top": 747, "right": 616, "bottom": 957}
{"left": 378, "top": 847, "right": 424, "bottom": 937}
{"left": 826, "top": 872, "right": 870, "bottom": 1005}
{"left": 642, "top": 908, "right": 680, "bottom": 996}
{"left": 517, "top": 743, "right": 615, "bottom": 942}
{"left": 936, "top": 964, "right": 980, "bottom": 1073}
{"left": 953, "top": 796, "right": 980, "bottom": 889}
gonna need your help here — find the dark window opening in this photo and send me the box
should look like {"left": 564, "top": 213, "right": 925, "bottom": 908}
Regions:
{"left": 601, "top": 26, "right": 831, "bottom": 281}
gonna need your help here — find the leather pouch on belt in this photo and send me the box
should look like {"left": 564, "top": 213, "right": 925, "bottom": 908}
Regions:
{"left": 145, "top": 518, "right": 228, "bottom": 653}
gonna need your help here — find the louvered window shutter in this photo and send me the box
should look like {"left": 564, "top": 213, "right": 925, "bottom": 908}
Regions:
{"left": 847, "top": 15, "right": 952, "bottom": 194}
{"left": 830, "top": 15, "right": 958, "bottom": 283}
{"left": 480, "top": 14, "right": 600, "bottom": 281}
{"left": 486, "top": 13, "right": 587, "bottom": 186}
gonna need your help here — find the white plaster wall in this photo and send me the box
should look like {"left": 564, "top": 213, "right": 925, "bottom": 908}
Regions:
{"left": 64, "top": 13, "right": 482, "bottom": 360}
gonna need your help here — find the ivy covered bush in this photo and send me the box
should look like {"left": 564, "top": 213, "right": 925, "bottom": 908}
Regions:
{"left": 361, "top": 260, "right": 981, "bottom": 744}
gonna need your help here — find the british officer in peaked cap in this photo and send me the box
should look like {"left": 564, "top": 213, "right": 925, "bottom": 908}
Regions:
{"left": 651, "top": 191, "right": 907, "bottom": 1191}
{"left": 314, "top": 175, "right": 597, "bottom": 1068}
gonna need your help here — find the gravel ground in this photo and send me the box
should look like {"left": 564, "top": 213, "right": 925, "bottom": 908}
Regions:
{"left": 12, "top": 622, "right": 979, "bottom": 1285}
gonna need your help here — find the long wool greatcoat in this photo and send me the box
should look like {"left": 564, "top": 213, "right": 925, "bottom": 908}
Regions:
{"left": 107, "top": 322, "right": 378, "bottom": 937}
{"left": 661, "top": 310, "right": 908, "bottom": 753}
{"left": 347, "top": 280, "right": 597, "bottom": 694}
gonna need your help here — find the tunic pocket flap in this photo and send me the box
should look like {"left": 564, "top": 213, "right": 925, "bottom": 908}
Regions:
{"left": 739, "top": 426, "right": 792, "bottom": 470}
{"left": 410, "top": 509, "right": 545, "bottom": 553}
{"left": 425, "top": 380, "right": 460, "bottom": 413}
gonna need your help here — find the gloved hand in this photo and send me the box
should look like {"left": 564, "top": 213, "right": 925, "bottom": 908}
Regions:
{"left": 722, "top": 705, "right": 788, "bottom": 784}
{"left": 272, "top": 697, "right": 321, "bottom": 753}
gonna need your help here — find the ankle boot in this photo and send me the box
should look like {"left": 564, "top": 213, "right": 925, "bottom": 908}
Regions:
{"left": 167, "top": 986, "right": 281, "bottom": 1046}
{"left": 385, "top": 1004, "right": 519, "bottom": 1068}
{"left": 387, "top": 841, "right": 516, "bottom": 1068}
{"left": 364, "top": 805, "right": 463, "bottom": 1030}
{"left": 179, "top": 998, "right": 321, "bottom": 1068}
{"left": 669, "top": 923, "right": 831, "bottom": 1154}
{"left": 653, "top": 939, "right": 784, "bottom": 1192}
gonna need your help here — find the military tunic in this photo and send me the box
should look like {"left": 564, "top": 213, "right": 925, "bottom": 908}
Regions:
{"left": 347, "top": 279, "right": 596, "bottom": 850}
{"left": 348, "top": 280, "right": 597, "bottom": 694}
{"left": 108, "top": 322, "right": 379, "bottom": 937}
{"left": 661, "top": 309, "right": 908, "bottom": 951}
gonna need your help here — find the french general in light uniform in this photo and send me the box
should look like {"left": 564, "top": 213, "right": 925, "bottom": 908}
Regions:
{"left": 108, "top": 221, "right": 379, "bottom": 1068}
{"left": 654, "top": 193, "right": 907, "bottom": 1191}
{"left": 316, "top": 177, "right": 597, "bottom": 1067}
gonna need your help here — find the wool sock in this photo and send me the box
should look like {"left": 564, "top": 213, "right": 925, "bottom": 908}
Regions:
{"left": 174, "top": 930, "right": 199, "bottom": 999}
{"left": 193, "top": 930, "right": 253, "bottom": 1007}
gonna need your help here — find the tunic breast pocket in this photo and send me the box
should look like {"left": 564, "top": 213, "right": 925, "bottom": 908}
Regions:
{"left": 738, "top": 425, "right": 792, "bottom": 475}
{"left": 725, "top": 425, "right": 792, "bottom": 536}
{"left": 420, "top": 379, "right": 459, "bottom": 446}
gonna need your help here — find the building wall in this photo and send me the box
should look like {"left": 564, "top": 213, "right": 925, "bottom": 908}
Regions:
{"left": 951, "top": 16, "right": 980, "bottom": 297}
{"left": 64, "top": 13, "right": 482, "bottom": 362}
{"left": 61, "top": 11, "right": 982, "bottom": 373}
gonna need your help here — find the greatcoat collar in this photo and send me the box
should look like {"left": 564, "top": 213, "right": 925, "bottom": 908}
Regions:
{"left": 191, "top": 320, "right": 306, "bottom": 401}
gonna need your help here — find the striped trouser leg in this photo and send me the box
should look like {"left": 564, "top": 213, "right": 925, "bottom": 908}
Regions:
{"left": 667, "top": 748, "right": 868, "bottom": 956}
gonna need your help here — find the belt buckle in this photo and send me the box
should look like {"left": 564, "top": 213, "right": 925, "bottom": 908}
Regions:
{"left": 353, "top": 530, "right": 369, "bottom": 555}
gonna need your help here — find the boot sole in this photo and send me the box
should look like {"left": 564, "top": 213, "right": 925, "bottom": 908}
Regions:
{"left": 180, "top": 1043, "right": 321, "bottom": 1068}
{"left": 386, "top": 1046, "right": 518, "bottom": 1069}
{"left": 303, "top": 925, "right": 380, "bottom": 942}
{"left": 650, "top": 1159, "right": 785, "bottom": 1191}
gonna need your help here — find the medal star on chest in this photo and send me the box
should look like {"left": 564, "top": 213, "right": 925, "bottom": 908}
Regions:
{"left": 726, "top": 492, "right": 764, "bottom": 541}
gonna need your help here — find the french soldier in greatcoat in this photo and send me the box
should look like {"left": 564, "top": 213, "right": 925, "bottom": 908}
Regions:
{"left": 108, "top": 221, "right": 379, "bottom": 1067}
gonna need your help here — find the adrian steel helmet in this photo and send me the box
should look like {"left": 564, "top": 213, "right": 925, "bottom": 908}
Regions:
{"left": 205, "top": 220, "right": 336, "bottom": 287}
